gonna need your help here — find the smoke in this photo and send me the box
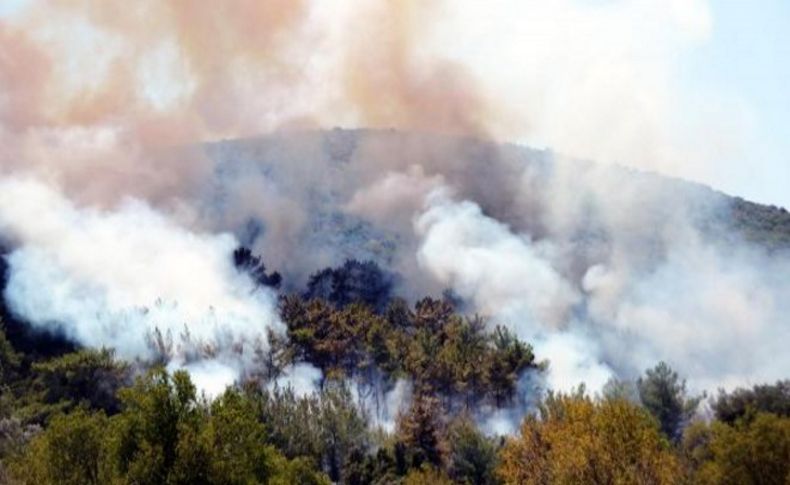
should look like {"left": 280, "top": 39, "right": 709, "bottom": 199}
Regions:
{"left": 0, "top": 0, "right": 507, "bottom": 210}
{"left": 407, "top": 159, "right": 790, "bottom": 395}
{"left": 0, "top": 0, "right": 788, "bottom": 420}
{"left": 0, "top": 177, "right": 288, "bottom": 393}
{"left": 586, "top": 239, "right": 790, "bottom": 391}
{"left": 271, "top": 363, "right": 323, "bottom": 398}
{"left": 414, "top": 187, "right": 612, "bottom": 392}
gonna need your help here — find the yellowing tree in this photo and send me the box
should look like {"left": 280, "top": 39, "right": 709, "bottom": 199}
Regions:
{"left": 682, "top": 412, "right": 790, "bottom": 485}
{"left": 498, "top": 392, "right": 681, "bottom": 485}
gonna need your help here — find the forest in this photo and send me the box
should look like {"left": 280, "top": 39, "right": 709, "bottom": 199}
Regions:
{"left": 0, "top": 251, "right": 788, "bottom": 485}
{"left": 1, "top": 0, "right": 789, "bottom": 482}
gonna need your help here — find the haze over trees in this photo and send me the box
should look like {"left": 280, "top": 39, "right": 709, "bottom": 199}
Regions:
{"left": 0, "top": 256, "right": 788, "bottom": 483}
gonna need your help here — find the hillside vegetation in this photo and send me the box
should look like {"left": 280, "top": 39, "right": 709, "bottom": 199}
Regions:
{"left": 0, "top": 254, "right": 788, "bottom": 484}
{"left": 1, "top": 130, "right": 789, "bottom": 483}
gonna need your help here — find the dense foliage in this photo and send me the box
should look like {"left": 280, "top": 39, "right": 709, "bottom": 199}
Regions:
{"left": 0, "top": 257, "right": 788, "bottom": 483}
{"left": 728, "top": 198, "right": 790, "bottom": 250}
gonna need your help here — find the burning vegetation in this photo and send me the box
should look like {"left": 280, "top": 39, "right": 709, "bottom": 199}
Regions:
{"left": 0, "top": 0, "right": 789, "bottom": 483}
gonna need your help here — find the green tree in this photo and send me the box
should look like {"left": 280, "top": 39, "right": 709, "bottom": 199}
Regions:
{"left": 246, "top": 382, "right": 368, "bottom": 482}
{"left": 486, "top": 326, "right": 535, "bottom": 406}
{"left": 202, "top": 388, "right": 285, "bottom": 484}
{"left": 637, "top": 362, "right": 701, "bottom": 441}
{"left": 447, "top": 415, "right": 499, "bottom": 485}
{"left": 10, "top": 408, "right": 108, "bottom": 485}
{"left": 397, "top": 394, "right": 447, "bottom": 470}
{"left": 0, "top": 320, "right": 21, "bottom": 385}
{"left": 682, "top": 413, "right": 790, "bottom": 485}
{"left": 601, "top": 377, "right": 640, "bottom": 403}
{"left": 32, "top": 348, "right": 129, "bottom": 415}
{"left": 712, "top": 380, "right": 790, "bottom": 424}
{"left": 107, "top": 368, "right": 204, "bottom": 483}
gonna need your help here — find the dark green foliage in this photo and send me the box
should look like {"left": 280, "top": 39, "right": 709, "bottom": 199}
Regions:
{"left": 396, "top": 394, "right": 447, "bottom": 470}
{"left": 342, "top": 447, "right": 400, "bottom": 485}
{"left": 2, "top": 252, "right": 790, "bottom": 483}
{"left": 202, "top": 389, "right": 282, "bottom": 484}
{"left": 31, "top": 348, "right": 129, "bottom": 415}
{"left": 637, "top": 362, "right": 702, "bottom": 441}
{"left": 244, "top": 382, "right": 368, "bottom": 482}
{"left": 10, "top": 408, "right": 108, "bottom": 485}
{"left": 305, "top": 259, "right": 394, "bottom": 311}
{"left": 488, "top": 326, "right": 535, "bottom": 406}
{"left": 281, "top": 294, "right": 537, "bottom": 413}
{"left": 682, "top": 413, "right": 790, "bottom": 484}
{"left": 713, "top": 380, "right": 790, "bottom": 424}
{"left": 7, "top": 368, "right": 331, "bottom": 485}
{"left": 0, "top": 320, "right": 21, "bottom": 384}
{"left": 233, "top": 246, "right": 282, "bottom": 289}
{"left": 0, "top": 324, "right": 129, "bottom": 425}
{"left": 447, "top": 415, "right": 500, "bottom": 485}
{"left": 728, "top": 198, "right": 790, "bottom": 250}
{"left": 109, "top": 368, "right": 204, "bottom": 482}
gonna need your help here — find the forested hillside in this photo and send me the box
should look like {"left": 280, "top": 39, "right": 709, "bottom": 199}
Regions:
{"left": 1, "top": 131, "right": 789, "bottom": 484}
{"left": 1, "top": 248, "right": 789, "bottom": 483}
{"left": 2, "top": 0, "right": 788, "bottom": 480}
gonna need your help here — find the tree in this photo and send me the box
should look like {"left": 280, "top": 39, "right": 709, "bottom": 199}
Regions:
{"left": 280, "top": 296, "right": 377, "bottom": 376}
{"left": 107, "top": 368, "right": 204, "bottom": 482}
{"left": 403, "top": 464, "right": 454, "bottom": 485}
{"left": 233, "top": 246, "right": 282, "bottom": 289}
{"left": 10, "top": 408, "right": 108, "bottom": 485}
{"left": 8, "top": 369, "right": 332, "bottom": 484}
{"left": 682, "top": 413, "right": 790, "bottom": 485}
{"left": 498, "top": 392, "right": 681, "bottom": 484}
{"left": 397, "top": 394, "right": 447, "bottom": 470}
{"left": 487, "top": 326, "right": 535, "bottom": 406}
{"left": 305, "top": 260, "right": 394, "bottom": 311}
{"left": 245, "top": 382, "right": 369, "bottom": 482}
{"left": 318, "top": 383, "right": 370, "bottom": 482}
{"left": 447, "top": 415, "right": 499, "bottom": 485}
{"left": 637, "top": 362, "right": 701, "bottom": 441}
{"left": 202, "top": 388, "right": 284, "bottom": 484}
{"left": 0, "top": 320, "right": 21, "bottom": 385}
{"left": 713, "top": 380, "right": 790, "bottom": 424}
{"left": 601, "top": 377, "right": 640, "bottom": 403}
{"left": 274, "top": 456, "right": 332, "bottom": 485}
{"left": 31, "top": 348, "right": 130, "bottom": 415}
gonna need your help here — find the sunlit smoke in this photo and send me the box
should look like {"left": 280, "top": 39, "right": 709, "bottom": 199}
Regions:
{"left": 0, "top": 0, "right": 787, "bottom": 422}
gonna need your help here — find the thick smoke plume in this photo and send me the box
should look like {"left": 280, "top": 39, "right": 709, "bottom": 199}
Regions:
{"left": 0, "top": 0, "right": 788, "bottom": 412}
{"left": 0, "top": 177, "right": 283, "bottom": 395}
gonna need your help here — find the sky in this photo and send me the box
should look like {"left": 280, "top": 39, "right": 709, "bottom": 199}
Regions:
{"left": 1, "top": 0, "right": 788, "bottom": 208}
{"left": 678, "top": 0, "right": 790, "bottom": 207}
{"left": 432, "top": 0, "right": 790, "bottom": 208}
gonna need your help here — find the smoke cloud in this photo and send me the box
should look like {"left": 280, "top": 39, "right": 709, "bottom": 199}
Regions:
{"left": 0, "top": 0, "right": 787, "bottom": 409}
{"left": 0, "top": 177, "right": 286, "bottom": 393}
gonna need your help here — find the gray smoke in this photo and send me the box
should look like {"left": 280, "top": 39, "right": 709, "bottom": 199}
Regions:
{"left": 0, "top": 176, "right": 299, "bottom": 395}
{"left": 2, "top": 131, "right": 788, "bottom": 403}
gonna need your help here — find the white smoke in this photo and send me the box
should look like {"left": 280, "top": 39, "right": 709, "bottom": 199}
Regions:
{"left": 353, "top": 378, "right": 413, "bottom": 433}
{"left": 1, "top": 130, "right": 788, "bottom": 409}
{"left": 410, "top": 165, "right": 790, "bottom": 396}
{"left": 0, "top": 177, "right": 295, "bottom": 393}
{"left": 272, "top": 363, "right": 324, "bottom": 398}
{"left": 415, "top": 187, "right": 613, "bottom": 391}
{"left": 587, "top": 239, "right": 790, "bottom": 392}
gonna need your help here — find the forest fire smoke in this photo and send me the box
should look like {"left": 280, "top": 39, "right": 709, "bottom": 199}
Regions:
{"left": 0, "top": 0, "right": 788, "bottom": 412}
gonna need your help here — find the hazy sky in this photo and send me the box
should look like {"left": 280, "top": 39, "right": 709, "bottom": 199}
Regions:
{"left": 434, "top": 0, "right": 790, "bottom": 208}
{"left": 2, "top": 0, "right": 788, "bottom": 208}
{"left": 681, "top": 1, "right": 790, "bottom": 207}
